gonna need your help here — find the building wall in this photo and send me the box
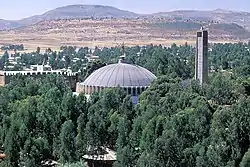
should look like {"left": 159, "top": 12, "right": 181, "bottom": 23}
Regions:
{"left": 76, "top": 83, "right": 148, "bottom": 104}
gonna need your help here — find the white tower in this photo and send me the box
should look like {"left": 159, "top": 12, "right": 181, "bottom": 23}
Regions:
{"left": 195, "top": 28, "right": 208, "bottom": 85}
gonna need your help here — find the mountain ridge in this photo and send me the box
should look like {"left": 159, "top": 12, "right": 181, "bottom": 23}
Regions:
{"left": 0, "top": 5, "right": 142, "bottom": 29}
{"left": 18, "top": 4, "right": 139, "bottom": 25}
{"left": 0, "top": 4, "right": 250, "bottom": 37}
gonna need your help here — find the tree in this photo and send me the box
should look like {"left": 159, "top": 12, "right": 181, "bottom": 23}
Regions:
{"left": 115, "top": 117, "right": 134, "bottom": 167}
{"left": 22, "top": 137, "right": 50, "bottom": 167}
{"left": 82, "top": 61, "right": 106, "bottom": 80}
{"left": 206, "top": 73, "right": 242, "bottom": 105}
{"left": 36, "top": 47, "right": 41, "bottom": 54}
{"left": 76, "top": 114, "right": 87, "bottom": 159}
{"left": 222, "top": 60, "right": 229, "bottom": 70}
{"left": 240, "top": 148, "right": 250, "bottom": 167}
{"left": 4, "top": 123, "right": 20, "bottom": 167}
{"left": 85, "top": 113, "right": 106, "bottom": 148}
{"left": 59, "top": 120, "right": 76, "bottom": 164}
{"left": 61, "top": 92, "right": 78, "bottom": 124}
{"left": 2, "top": 43, "right": 250, "bottom": 166}
{"left": 0, "top": 51, "right": 9, "bottom": 69}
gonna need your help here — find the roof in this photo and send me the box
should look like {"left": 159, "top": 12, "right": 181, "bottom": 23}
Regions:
{"left": 79, "top": 62, "right": 156, "bottom": 88}
{"left": 41, "top": 159, "right": 59, "bottom": 166}
{"left": 83, "top": 147, "right": 116, "bottom": 161}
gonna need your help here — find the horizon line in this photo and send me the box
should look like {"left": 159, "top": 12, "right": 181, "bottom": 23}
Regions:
{"left": 1, "top": 4, "right": 249, "bottom": 21}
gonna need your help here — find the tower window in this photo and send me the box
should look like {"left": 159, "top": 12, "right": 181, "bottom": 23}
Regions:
{"left": 203, "top": 31, "right": 208, "bottom": 38}
{"left": 197, "top": 32, "right": 202, "bottom": 37}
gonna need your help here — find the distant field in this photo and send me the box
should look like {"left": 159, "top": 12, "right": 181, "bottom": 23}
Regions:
{"left": 0, "top": 19, "right": 247, "bottom": 52}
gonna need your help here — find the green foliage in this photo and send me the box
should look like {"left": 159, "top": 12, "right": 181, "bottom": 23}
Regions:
{"left": 76, "top": 114, "right": 87, "bottom": 158}
{"left": 152, "top": 21, "right": 202, "bottom": 30}
{"left": 59, "top": 120, "right": 76, "bottom": 164}
{"left": 21, "top": 137, "right": 50, "bottom": 167}
{"left": 0, "top": 75, "right": 84, "bottom": 166}
{"left": 206, "top": 73, "right": 244, "bottom": 105}
{"left": 1, "top": 44, "right": 24, "bottom": 51}
{"left": 240, "top": 148, "right": 250, "bottom": 167}
{"left": 80, "top": 61, "right": 106, "bottom": 81}
{"left": 4, "top": 122, "right": 20, "bottom": 167}
{"left": 57, "top": 160, "right": 86, "bottom": 167}
{"left": 1, "top": 43, "right": 250, "bottom": 167}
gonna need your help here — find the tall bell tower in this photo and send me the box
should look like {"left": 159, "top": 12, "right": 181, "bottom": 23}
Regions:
{"left": 195, "top": 27, "right": 208, "bottom": 85}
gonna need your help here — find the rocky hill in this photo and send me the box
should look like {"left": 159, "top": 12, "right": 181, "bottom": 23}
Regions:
{"left": 1, "top": 5, "right": 250, "bottom": 31}
{"left": 0, "top": 5, "right": 249, "bottom": 50}
{"left": 0, "top": 19, "right": 22, "bottom": 30}
{"left": 18, "top": 5, "right": 139, "bottom": 25}
{"left": 0, "top": 5, "right": 139, "bottom": 30}
{"left": 153, "top": 9, "right": 250, "bottom": 31}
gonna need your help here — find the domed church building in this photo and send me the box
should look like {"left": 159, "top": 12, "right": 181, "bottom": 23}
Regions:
{"left": 76, "top": 57, "right": 156, "bottom": 103}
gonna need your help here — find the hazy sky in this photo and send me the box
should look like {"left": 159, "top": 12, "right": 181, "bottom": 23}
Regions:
{"left": 1, "top": 0, "right": 250, "bottom": 20}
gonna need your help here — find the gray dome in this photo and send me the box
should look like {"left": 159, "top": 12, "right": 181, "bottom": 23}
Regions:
{"left": 80, "top": 62, "right": 156, "bottom": 88}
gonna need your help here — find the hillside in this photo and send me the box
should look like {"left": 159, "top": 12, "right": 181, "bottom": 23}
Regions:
{"left": 1, "top": 5, "right": 250, "bottom": 31}
{"left": 0, "top": 5, "right": 139, "bottom": 30}
{"left": 0, "top": 18, "right": 248, "bottom": 51}
{"left": 0, "top": 19, "right": 22, "bottom": 30}
{"left": 0, "top": 5, "right": 249, "bottom": 50}
{"left": 18, "top": 5, "right": 139, "bottom": 25}
{"left": 154, "top": 9, "right": 250, "bottom": 31}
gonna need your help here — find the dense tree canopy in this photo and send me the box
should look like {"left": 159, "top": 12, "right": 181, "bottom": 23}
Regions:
{"left": 1, "top": 42, "right": 250, "bottom": 166}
